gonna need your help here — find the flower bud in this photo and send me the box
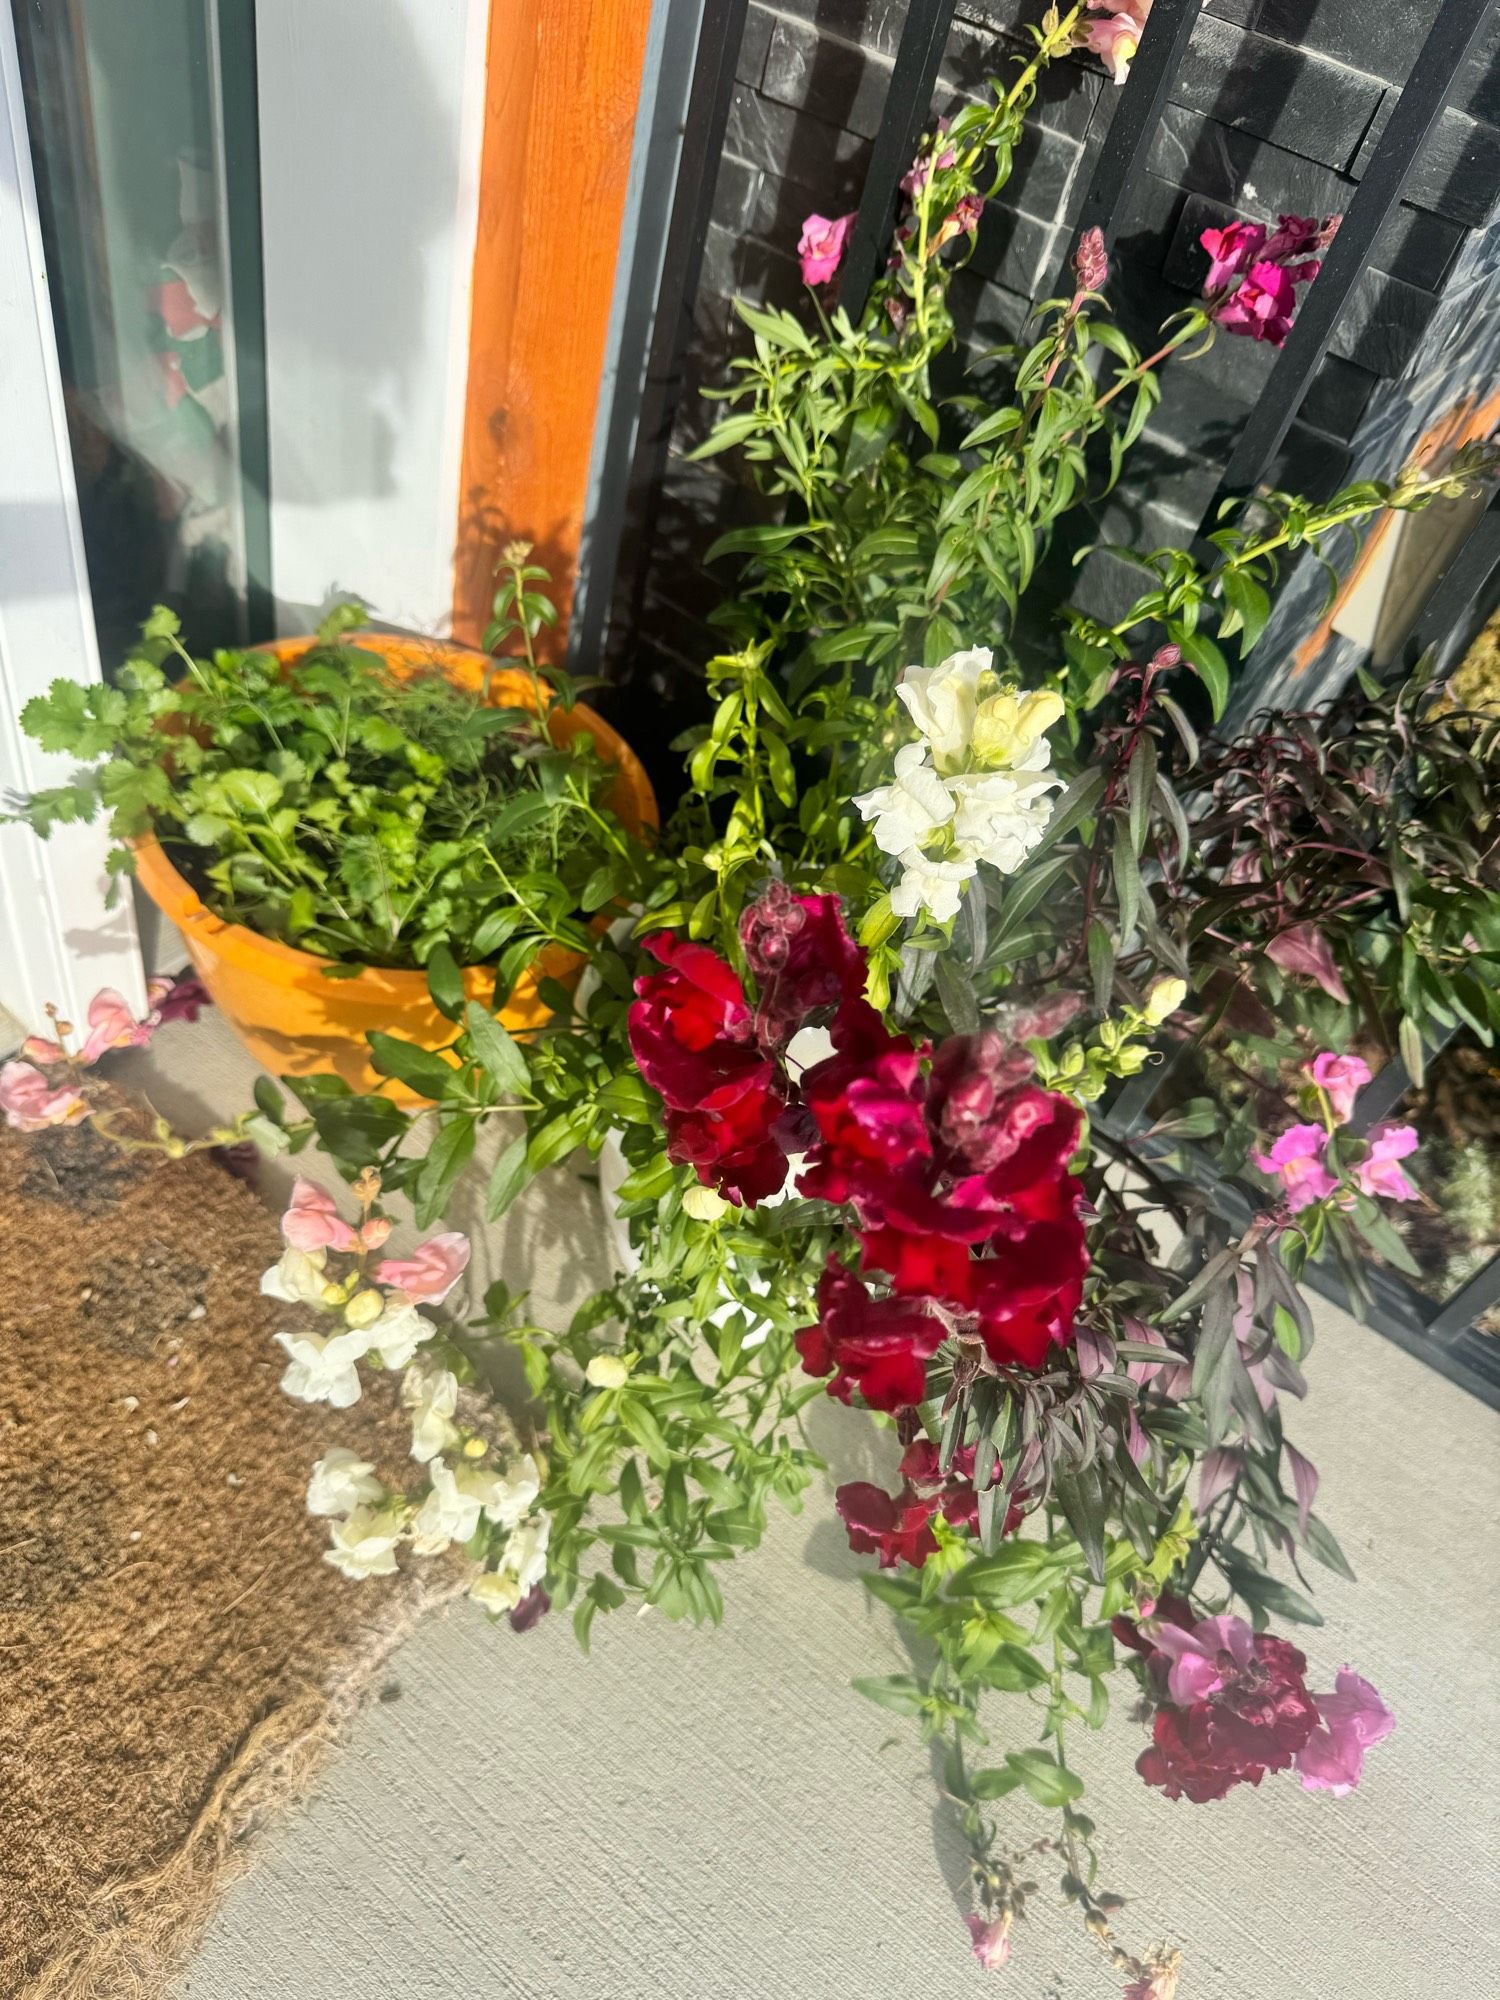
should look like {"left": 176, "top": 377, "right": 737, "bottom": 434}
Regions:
{"left": 682, "top": 1184, "right": 730, "bottom": 1223}
{"left": 343, "top": 1287, "right": 385, "bottom": 1329}
{"left": 1144, "top": 977, "right": 1188, "bottom": 1024}
{"left": 1073, "top": 224, "right": 1108, "bottom": 292}
{"left": 585, "top": 1353, "right": 631, "bottom": 1390}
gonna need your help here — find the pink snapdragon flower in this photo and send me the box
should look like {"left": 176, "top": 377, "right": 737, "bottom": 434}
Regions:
{"left": 1309, "top": 1051, "right": 1371, "bottom": 1123}
{"left": 1217, "top": 260, "right": 1301, "bottom": 344}
{"left": 78, "top": 987, "right": 159, "bottom": 1064}
{"left": 798, "top": 211, "right": 855, "bottom": 286}
{"left": 1085, "top": 0, "right": 1151, "bottom": 85}
{"left": 1355, "top": 1123, "right": 1419, "bottom": 1203}
{"left": 1200, "top": 211, "right": 1339, "bottom": 348}
{"left": 0, "top": 1059, "right": 90, "bottom": 1132}
{"left": 965, "top": 1911, "right": 1013, "bottom": 1969}
{"left": 281, "top": 1176, "right": 360, "bottom": 1253}
{"left": 375, "top": 1231, "right": 472, "bottom": 1305}
{"left": 1199, "top": 220, "right": 1266, "bottom": 295}
{"left": 1296, "top": 1668, "right": 1394, "bottom": 1796}
{"left": 1253, "top": 1123, "right": 1338, "bottom": 1211}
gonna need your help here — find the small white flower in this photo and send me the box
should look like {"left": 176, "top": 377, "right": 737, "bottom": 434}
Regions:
{"left": 410, "top": 1458, "right": 486, "bottom": 1554}
{"left": 307, "top": 1446, "right": 384, "bottom": 1518}
{"left": 502, "top": 1512, "right": 550, "bottom": 1595}
{"left": 946, "top": 768, "right": 1060, "bottom": 875}
{"left": 854, "top": 743, "right": 954, "bottom": 858}
{"left": 896, "top": 647, "right": 992, "bottom": 773}
{"left": 890, "top": 849, "right": 977, "bottom": 924}
{"left": 260, "top": 1246, "right": 329, "bottom": 1307}
{"left": 483, "top": 1453, "right": 541, "bottom": 1531}
{"left": 469, "top": 1567, "right": 522, "bottom": 1613}
{"left": 403, "top": 1360, "right": 459, "bottom": 1464}
{"left": 409, "top": 1458, "right": 527, "bottom": 1555}
{"left": 275, "top": 1327, "right": 371, "bottom": 1408}
{"left": 324, "top": 1505, "right": 404, "bottom": 1579}
{"left": 365, "top": 1298, "right": 432, "bottom": 1369}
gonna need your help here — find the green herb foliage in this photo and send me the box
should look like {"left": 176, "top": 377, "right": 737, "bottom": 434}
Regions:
{"left": 11, "top": 599, "right": 649, "bottom": 974}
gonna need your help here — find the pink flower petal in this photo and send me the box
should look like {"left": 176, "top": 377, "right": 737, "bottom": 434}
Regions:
{"left": 281, "top": 1176, "right": 359, "bottom": 1253}
{"left": 375, "top": 1231, "right": 471, "bottom": 1305}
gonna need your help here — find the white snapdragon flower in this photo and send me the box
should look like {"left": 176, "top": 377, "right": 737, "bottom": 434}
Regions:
{"left": 307, "top": 1446, "right": 385, "bottom": 1518}
{"left": 260, "top": 1246, "right": 331, "bottom": 1307}
{"left": 503, "top": 1513, "right": 551, "bottom": 1595}
{"left": 853, "top": 743, "right": 954, "bottom": 859}
{"left": 896, "top": 646, "right": 992, "bottom": 772}
{"left": 410, "top": 1459, "right": 486, "bottom": 1554}
{"left": 403, "top": 1360, "right": 460, "bottom": 1464}
{"left": 469, "top": 1507, "right": 550, "bottom": 1614}
{"left": 483, "top": 1453, "right": 541, "bottom": 1531}
{"left": 409, "top": 1458, "right": 526, "bottom": 1554}
{"left": 890, "top": 850, "right": 978, "bottom": 925}
{"left": 469, "top": 1568, "right": 523, "bottom": 1613}
{"left": 275, "top": 1327, "right": 372, "bottom": 1408}
{"left": 325, "top": 1505, "right": 405, "bottom": 1580}
{"left": 364, "top": 1297, "right": 432, "bottom": 1369}
{"left": 947, "top": 768, "right": 1061, "bottom": 875}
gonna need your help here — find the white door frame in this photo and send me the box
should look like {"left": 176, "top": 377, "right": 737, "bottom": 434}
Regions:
{"left": 0, "top": 5, "right": 146, "bottom": 1041}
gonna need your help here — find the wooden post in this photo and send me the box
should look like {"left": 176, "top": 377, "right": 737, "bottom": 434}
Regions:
{"left": 452, "top": 0, "right": 654, "bottom": 653}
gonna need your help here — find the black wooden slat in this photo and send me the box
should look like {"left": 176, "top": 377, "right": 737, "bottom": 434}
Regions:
{"left": 610, "top": 0, "right": 750, "bottom": 654}
{"left": 1047, "top": 0, "right": 1201, "bottom": 298}
{"left": 1199, "top": 0, "right": 1499, "bottom": 529}
{"left": 1425, "top": 1250, "right": 1500, "bottom": 1347}
{"left": 838, "top": 0, "right": 956, "bottom": 321}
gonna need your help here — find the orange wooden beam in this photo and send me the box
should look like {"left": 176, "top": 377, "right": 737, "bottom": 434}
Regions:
{"left": 452, "top": 0, "right": 653, "bottom": 654}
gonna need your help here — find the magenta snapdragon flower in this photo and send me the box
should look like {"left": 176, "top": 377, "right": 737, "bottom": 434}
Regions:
{"left": 1355, "top": 1123, "right": 1420, "bottom": 1203}
{"left": 1309, "top": 1051, "right": 1371, "bottom": 1123}
{"left": 1296, "top": 1668, "right": 1395, "bottom": 1796}
{"left": 797, "top": 211, "right": 855, "bottom": 286}
{"left": 1253, "top": 1122, "right": 1338, "bottom": 1211}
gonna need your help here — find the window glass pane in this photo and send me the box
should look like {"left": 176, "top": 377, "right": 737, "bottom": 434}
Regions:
{"left": 12, "top": 0, "right": 267, "bottom": 662}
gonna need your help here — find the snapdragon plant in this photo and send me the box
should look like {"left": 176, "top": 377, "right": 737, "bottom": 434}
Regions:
{"left": 207, "top": 14, "right": 1497, "bottom": 1989}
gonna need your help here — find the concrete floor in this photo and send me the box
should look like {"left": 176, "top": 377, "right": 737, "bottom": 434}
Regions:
{"left": 128, "top": 1011, "right": 1499, "bottom": 2000}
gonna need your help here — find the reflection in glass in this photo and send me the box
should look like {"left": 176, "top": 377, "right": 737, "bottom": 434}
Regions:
{"left": 12, "top": 0, "right": 266, "bottom": 663}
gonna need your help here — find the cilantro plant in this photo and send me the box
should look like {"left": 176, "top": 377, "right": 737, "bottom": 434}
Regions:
{"left": 9, "top": 593, "right": 650, "bottom": 975}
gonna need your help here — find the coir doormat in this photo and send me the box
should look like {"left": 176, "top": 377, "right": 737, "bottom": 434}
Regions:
{"left": 0, "top": 1121, "right": 453, "bottom": 1998}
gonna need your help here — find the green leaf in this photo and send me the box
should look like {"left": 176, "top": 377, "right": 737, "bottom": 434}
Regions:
{"left": 526, "top": 1109, "right": 586, "bottom": 1173}
{"left": 1177, "top": 631, "right": 1230, "bottom": 719}
{"left": 1221, "top": 1553, "right": 1324, "bottom": 1627}
{"left": 1087, "top": 917, "right": 1115, "bottom": 1014}
{"left": 484, "top": 1133, "right": 533, "bottom": 1220}
{"left": 1006, "top": 1748, "right": 1084, "bottom": 1807}
{"left": 425, "top": 942, "right": 466, "bottom": 1021}
{"left": 367, "top": 1031, "right": 457, "bottom": 1100}
{"left": 412, "top": 1114, "right": 477, "bottom": 1228}
{"left": 852, "top": 1673, "right": 926, "bottom": 1716}
{"left": 968, "top": 1766, "right": 1023, "bottom": 1801}
{"left": 463, "top": 1001, "right": 529, "bottom": 1095}
{"left": 1052, "top": 1463, "right": 1107, "bottom": 1584}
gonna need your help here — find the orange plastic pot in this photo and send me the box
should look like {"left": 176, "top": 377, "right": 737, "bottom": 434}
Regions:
{"left": 132, "top": 631, "right": 656, "bottom": 1095}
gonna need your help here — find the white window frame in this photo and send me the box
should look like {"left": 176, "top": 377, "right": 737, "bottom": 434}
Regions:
{"left": 0, "top": 5, "right": 145, "bottom": 1043}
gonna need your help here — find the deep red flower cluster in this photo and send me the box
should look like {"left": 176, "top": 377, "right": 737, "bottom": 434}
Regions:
{"left": 795, "top": 1004, "right": 1087, "bottom": 1403}
{"left": 835, "top": 1438, "right": 1020, "bottom": 1570}
{"left": 1115, "top": 1598, "right": 1321, "bottom": 1803}
{"left": 628, "top": 889, "right": 1089, "bottom": 1415}
{"left": 628, "top": 889, "right": 866, "bottom": 1206}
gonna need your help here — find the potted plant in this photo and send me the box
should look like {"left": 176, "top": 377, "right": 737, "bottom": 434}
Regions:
{"left": 7, "top": 553, "right": 656, "bottom": 1092}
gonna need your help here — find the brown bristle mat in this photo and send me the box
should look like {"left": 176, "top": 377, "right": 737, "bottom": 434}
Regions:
{"left": 0, "top": 1120, "right": 458, "bottom": 1998}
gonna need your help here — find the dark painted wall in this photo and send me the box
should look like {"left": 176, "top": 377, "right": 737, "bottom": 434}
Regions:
{"left": 618, "top": 0, "right": 1500, "bottom": 702}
